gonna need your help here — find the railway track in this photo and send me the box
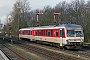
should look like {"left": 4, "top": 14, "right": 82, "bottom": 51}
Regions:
{"left": 0, "top": 38, "right": 90, "bottom": 60}
{"left": 68, "top": 46, "right": 90, "bottom": 59}
{"left": 0, "top": 44, "right": 27, "bottom": 60}
{"left": 18, "top": 40, "right": 90, "bottom": 60}
{"left": 16, "top": 43, "right": 81, "bottom": 60}
{"left": 33, "top": 42, "right": 90, "bottom": 60}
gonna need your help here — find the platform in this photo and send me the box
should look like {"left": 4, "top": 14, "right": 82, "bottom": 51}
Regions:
{"left": 0, "top": 50, "right": 9, "bottom": 60}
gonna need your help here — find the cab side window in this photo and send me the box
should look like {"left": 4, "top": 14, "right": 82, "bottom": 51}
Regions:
{"left": 60, "top": 29, "right": 64, "bottom": 37}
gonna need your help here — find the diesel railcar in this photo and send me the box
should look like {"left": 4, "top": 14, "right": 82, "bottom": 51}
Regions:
{"left": 19, "top": 24, "right": 84, "bottom": 49}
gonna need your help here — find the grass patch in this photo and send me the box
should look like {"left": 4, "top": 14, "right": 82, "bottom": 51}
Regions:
{"left": 8, "top": 44, "right": 41, "bottom": 60}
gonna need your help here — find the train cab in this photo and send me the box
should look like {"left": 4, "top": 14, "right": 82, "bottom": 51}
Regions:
{"left": 59, "top": 24, "right": 84, "bottom": 49}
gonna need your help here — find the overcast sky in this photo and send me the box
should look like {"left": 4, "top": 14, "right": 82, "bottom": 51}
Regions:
{"left": 0, "top": 0, "right": 88, "bottom": 25}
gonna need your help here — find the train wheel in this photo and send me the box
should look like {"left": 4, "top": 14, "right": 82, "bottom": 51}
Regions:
{"left": 36, "top": 40, "right": 39, "bottom": 43}
{"left": 56, "top": 43, "right": 60, "bottom": 47}
{"left": 56, "top": 43, "right": 63, "bottom": 49}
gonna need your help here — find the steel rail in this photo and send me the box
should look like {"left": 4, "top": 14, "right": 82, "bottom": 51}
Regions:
{"left": 2, "top": 44, "right": 27, "bottom": 60}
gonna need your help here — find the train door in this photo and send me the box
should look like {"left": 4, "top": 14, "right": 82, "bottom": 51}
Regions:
{"left": 60, "top": 29, "right": 64, "bottom": 46}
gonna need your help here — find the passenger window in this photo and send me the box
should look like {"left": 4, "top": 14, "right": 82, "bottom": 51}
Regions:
{"left": 56, "top": 30, "right": 58, "bottom": 36}
{"left": 28, "top": 30, "right": 30, "bottom": 35}
{"left": 22, "top": 31, "right": 24, "bottom": 34}
{"left": 48, "top": 30, "right": 50, "bottom": 36}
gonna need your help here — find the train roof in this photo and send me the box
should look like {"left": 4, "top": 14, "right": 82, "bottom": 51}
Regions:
{"left": 58, "top": 24, "right": 82, "bottom": 27}
{"left": 19, "top": 28, "right": 34, "bottom": 30}
{"left": 19, "top": 24, "right": 82, "bottom": 30}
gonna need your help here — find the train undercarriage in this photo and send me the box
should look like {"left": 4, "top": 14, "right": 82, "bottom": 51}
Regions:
{"left": 64, "top": 42, "right": 84, "bottom": 49}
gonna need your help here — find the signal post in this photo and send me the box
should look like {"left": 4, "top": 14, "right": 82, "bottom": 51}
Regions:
{"left": 54, "top": 13, "right": 61, "bottom": 26}
{"left": 36, "top": 12, "right": 43, "bottom": 26}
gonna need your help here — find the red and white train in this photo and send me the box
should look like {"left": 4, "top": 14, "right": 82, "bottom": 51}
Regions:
{"left": 19, "top": 24, "right": 84, "bottom": 49}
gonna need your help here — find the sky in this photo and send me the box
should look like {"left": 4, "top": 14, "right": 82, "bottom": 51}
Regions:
{"left": 0, "top": 0, "right": 89, "bottom": 25}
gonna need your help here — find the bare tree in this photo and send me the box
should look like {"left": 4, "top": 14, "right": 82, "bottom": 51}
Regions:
{"left": 7, "top": 0, "right": 31, "bottom": 35}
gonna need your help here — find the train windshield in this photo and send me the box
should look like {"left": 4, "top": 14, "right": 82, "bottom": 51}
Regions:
{"left": 75, "top": 31, "right": 83, "bottom": 37}
{"left": 67, "top": 30, "right": 74, "bottom": 37}
{"left": 67, "top": 30, "right": 83, "bottom": 37}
